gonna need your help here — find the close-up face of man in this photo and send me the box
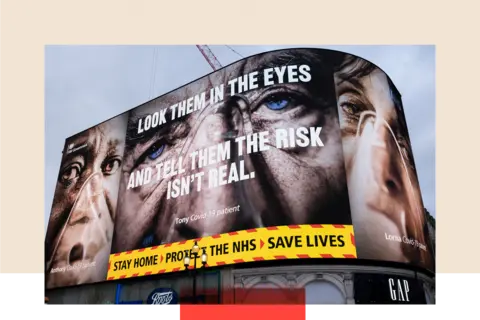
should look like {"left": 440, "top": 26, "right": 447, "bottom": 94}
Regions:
{"left": 112, "top": 49, "right": 351, "bottom": 253}
{"left": 334, "top": 55, "right": 434, "bottom": 270}
{"left": 45, "top": 115, "right": 128, "bottom": 288}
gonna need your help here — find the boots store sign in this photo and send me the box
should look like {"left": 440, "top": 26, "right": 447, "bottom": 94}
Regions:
{"left": 146, "top": 288, "right": 179, "bottom": 305}
{"left": 354, "top": 273, "right": 427, "bottom": 304}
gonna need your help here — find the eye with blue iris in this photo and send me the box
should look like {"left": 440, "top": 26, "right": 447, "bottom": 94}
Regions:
{"left": 265, "top": 97, "right": 290, "bottom": 110}
{"left": 147, "top": 143, "right": 166, "bottom": 160}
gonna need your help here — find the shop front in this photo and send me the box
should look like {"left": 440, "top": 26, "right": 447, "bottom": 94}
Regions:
{"left": 46, "top": 262, "right": 434, "bottom": 305}
{"left": 115, "top": 269, "right": 222, "bottom": 305}
{"left": 228, "top": 264, "right": 434, "bottom": 305}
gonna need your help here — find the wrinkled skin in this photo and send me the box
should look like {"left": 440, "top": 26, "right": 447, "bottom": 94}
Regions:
{"left": 45, "top": 115, "right": 128, "bottom": 288}
{"left": 334, "top": 55, "right": 434, "bottom": 270}
{"left": 112, "top": 49, "right": 352, "bottom": 253}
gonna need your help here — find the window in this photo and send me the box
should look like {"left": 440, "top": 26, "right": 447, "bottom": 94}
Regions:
{"left": 305, "top": 281, "right": 345, "bottom": 304}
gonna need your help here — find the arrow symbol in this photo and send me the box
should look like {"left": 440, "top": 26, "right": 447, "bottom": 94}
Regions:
{"left": 260, "top": 239, "right": 264, "bottom": 249}
{"left": 160, "top": 254, "right": 164, "bottom": 263}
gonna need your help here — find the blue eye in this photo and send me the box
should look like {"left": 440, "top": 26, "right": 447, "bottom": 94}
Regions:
{"left": 265, "top": 98, "right": 289, "bottom": 110}
{"left": 148, "top": 144, "right": 165, "bottom": 160}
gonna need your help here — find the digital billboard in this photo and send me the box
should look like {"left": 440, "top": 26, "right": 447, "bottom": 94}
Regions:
{"left": 45, "top": 48, "right": 434, "bottom": 289}
{"left": 334, "top": 54, "right": 435, "bottom": 272}
{"left": 45, "top": 115, "right": 128, "bottom": 289}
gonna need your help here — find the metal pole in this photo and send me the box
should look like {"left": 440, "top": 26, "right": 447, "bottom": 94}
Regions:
{"left": 193, "top": 253, "right": 197, "bottom": 304}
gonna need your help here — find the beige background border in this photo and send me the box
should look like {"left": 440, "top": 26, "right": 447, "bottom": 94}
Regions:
{"left": 1, "top": 0, "right": 478, "bottom": 273}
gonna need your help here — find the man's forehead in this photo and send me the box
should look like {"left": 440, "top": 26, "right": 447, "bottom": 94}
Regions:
{"left": 67, "top": 122, "right": 122, "bottom": 149}
{"left": 131, "top": 74, "right": 220, "bottom": 118}
{"left": 130, "top": 50, "right": 324, "bottom": 119}
{"left": 240, "top": 52, "right": 287, "bottom": 75}
{"left": 67, "top": 130, "right": 90, "bottom": 146}
{"left": 243, "top": 50, "right": 325, "bottom": 72}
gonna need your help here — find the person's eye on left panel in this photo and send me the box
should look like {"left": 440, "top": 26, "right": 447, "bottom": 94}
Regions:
{"left": 59, "top": 161, "right": 83, "bottom": 187}
{"left": 101, "top": 157, "right": 122, "bottom": 175}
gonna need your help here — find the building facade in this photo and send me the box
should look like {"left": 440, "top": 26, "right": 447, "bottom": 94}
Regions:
{"left": 46, "top": 261, "right": 435, "bottom": 304}
{"left": 45, "top": 47, "right": 436, "bottom": 305}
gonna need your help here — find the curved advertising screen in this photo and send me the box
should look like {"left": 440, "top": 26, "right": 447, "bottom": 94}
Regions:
{"left": 45, "top": 48, "right": 435, "bottom": 289}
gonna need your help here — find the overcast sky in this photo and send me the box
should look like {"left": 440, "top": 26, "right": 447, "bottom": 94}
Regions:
{"left": 45, "top": 45, "right": 435, "bottom": 232}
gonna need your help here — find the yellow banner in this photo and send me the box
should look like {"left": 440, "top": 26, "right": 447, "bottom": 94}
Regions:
{"left": 107, "top": 224, "right": 357, "bottom": 280}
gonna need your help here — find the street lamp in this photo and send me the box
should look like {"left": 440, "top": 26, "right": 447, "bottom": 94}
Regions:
{"left": 201, "top": 248, "right": 208, "bottom": 266}
{"left": 184, "top": 241, "right": 208, "bottom": 304}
